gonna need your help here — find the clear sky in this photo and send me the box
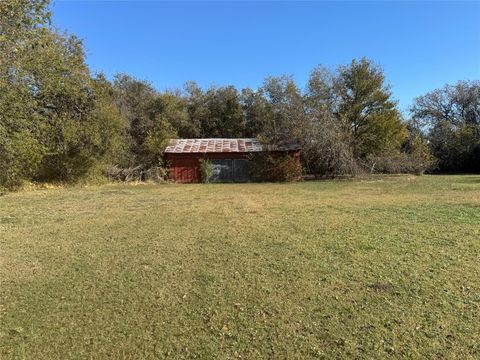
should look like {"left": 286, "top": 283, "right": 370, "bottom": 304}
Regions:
{"left": 52, "top": 1, "right": 480, "bottom": 113}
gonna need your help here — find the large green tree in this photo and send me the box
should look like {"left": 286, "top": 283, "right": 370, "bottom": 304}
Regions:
{"left": 335, "top": 58, "right": 407, "bottom": 159}
{"left": 411, "top": 80, "right": 480, "bottom": 172}
{"left": 202, "top": 86, "right": 245, "bottom": 138}
{"left": 113, "top": 74, "right": 177, "bottom": 167}
{"left": 29, "top": 31, "right": 117, "bottom": 181}
{"left": 0, "top": 0, "right": 126, "bottom": 188}
{"left": 240, "top": 88, "right": 270, "bottom": 137}
{"left": 304, "top": 66, "right": 358, "bottom": 176}
{"left": 0, "top": 0, "right": 51, "bottom": 188}
{"left": 183, "top": 82, "right": 246, "bottom": 138}
{"left": 259, "top": 75, "right": 306, "bottom": 144}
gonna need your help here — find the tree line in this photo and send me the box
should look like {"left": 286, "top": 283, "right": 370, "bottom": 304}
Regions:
{"left": 1, "top": 0, "right": 479, "bottom": 189}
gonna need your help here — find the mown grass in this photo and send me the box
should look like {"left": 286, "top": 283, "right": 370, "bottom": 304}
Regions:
{"left": 1, "top": 175, "right": 479, "bottom": 359}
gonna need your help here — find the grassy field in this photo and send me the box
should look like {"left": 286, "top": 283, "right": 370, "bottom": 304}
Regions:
{"left": 1, "top": 175, "right": 479, "bottom": 359}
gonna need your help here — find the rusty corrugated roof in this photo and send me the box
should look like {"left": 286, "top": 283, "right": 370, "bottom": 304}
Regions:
{"left": 164, "top": 138, "right": 300, "bottom": 153}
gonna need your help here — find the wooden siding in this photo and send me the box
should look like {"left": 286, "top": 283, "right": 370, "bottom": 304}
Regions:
{"left": 166, "top": 150, "right": 301, "bottom": 183}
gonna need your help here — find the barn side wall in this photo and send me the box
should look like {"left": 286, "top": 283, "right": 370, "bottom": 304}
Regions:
{"left": 166, "top": 150, "right": 301, "bottom": 183}
{"left": 166, "top": 152, "right": 247, "bottom": 183}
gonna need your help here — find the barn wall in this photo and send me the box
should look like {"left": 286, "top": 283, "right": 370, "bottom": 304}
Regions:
{"left": 166, "top": 153, "right": 248, "bottom": 183}
{"left": 166, "top": 150, "right": 301, "bottom": 183}
{"left": 167, "top": 156, "right": 200, "bottom": 183}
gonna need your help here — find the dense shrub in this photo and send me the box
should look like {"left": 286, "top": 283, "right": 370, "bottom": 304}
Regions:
{"left": 0, "top": 127, "right": 44, "bottom": 190}
{"left": 249, "top": 153, "right": 301, "bottom": 182}
{"left": 366, "top": 133, "right": 436, "bottom": 175}
{"left": 199, "top": 159, "right": 214, "bottom": 183}
{"left": 366, "top": 153, "right": 434, "bottom": 175}
{"left": 301, "top": 117, "right": 360, "bottom": 177}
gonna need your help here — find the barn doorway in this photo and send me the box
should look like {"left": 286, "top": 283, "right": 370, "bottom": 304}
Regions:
{"left": 211, "top": 159, "right": 249, "bottom": 182}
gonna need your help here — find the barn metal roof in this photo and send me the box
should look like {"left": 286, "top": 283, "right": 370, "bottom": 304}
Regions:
{"left": 164, "top": 138, "right": 300, "bottom": 153}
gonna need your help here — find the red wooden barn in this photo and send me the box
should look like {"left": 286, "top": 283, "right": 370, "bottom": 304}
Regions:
{"left": 165, "top": 138, "right": 301, "bottom": 183}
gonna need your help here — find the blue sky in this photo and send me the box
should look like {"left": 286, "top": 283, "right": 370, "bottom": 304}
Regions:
{"left": 53, "top": 1, "right": 480, "bottom": 112}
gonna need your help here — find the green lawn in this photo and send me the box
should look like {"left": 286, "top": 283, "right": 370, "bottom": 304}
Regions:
{"left": 1, "top": 175, "right": 479, "bottom": 359}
